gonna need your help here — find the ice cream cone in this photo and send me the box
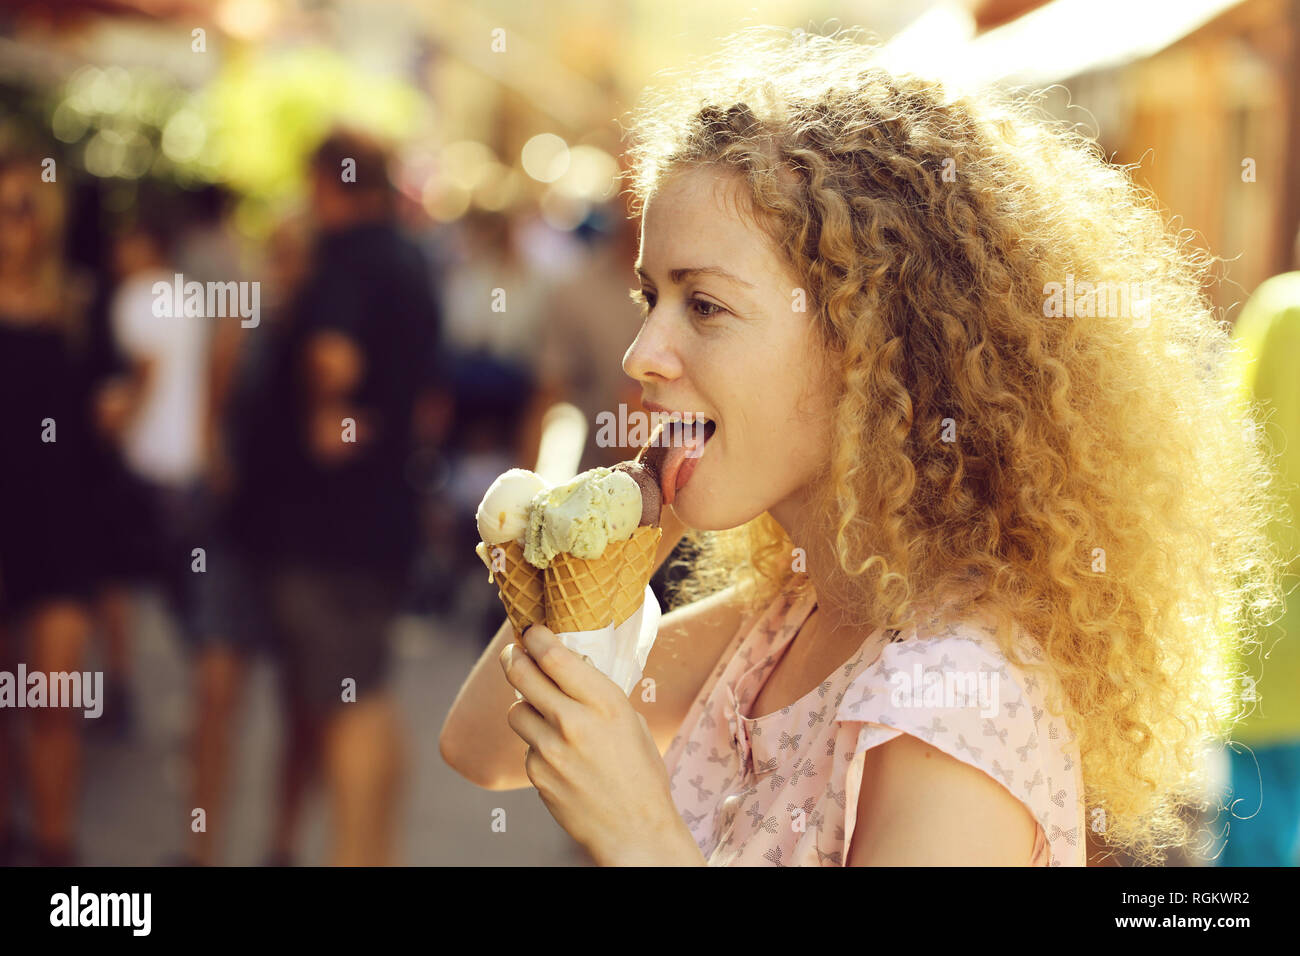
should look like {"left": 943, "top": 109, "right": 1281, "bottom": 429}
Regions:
{"left": 476, "top": 539, "right": 545, "bottom": 638}
{"left": 544, "top": 526, "right": 662, "bottom": 632}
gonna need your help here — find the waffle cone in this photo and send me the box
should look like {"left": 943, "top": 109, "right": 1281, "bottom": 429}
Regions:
{"left": 543, "top": 526, "right": 662, "bottom": 632}
{"left": 476, "top": 539, "right": 545, "bottom": 638}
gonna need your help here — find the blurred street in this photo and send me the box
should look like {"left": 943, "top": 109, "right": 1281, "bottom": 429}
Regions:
{"left": 69, "top": 591, "right": 587, "bottom": 866}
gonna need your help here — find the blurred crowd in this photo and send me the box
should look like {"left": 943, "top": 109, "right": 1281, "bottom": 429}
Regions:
{"left": 0, "top": 127, "right": 649, "bottom": 866}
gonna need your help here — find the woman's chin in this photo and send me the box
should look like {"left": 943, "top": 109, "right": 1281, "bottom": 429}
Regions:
{"left": 671, "top": 477, "right": 758, "bottom": 532}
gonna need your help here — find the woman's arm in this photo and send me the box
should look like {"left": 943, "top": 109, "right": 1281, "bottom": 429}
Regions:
{"left": 439, "top": 615, "right": 531, "bottom": 789}
{"left": 442, "top": 505, "right": 724, "bottom": 790}
{"left": 845, "top": 733, "right": 1040, "bottom": 865}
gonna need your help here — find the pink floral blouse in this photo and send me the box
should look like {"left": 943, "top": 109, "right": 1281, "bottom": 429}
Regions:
{"left": 663, "top": 580, "right": 1087, "bottom": 866}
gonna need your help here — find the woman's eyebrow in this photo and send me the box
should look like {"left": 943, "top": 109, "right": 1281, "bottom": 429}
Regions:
{"left": 635, "top": 264, "right": 755, "bottom": 289}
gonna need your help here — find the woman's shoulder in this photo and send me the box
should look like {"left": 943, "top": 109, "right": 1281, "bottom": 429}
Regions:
{"left": 835, "top": 605, "right": 1072, "bottom": 736}
{"left": 831, "top": 606, "right": 1087, "bottom": 865}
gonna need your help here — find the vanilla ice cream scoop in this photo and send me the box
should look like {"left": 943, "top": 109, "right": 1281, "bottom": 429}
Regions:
{"left": 476, "top": 468, "right": 549, "bottom": 545}
{"left": 523, "top": 467, "right": 642, "bottom": 568}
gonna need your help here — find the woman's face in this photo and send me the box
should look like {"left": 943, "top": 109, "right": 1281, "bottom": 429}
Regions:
{"left": 623, "top": 166, "right": 838, "bottom": 532}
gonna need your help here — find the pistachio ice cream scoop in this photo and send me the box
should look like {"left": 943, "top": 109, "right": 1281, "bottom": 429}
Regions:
{"left": 523, "top": 466, "right": 643, "bottom": 568}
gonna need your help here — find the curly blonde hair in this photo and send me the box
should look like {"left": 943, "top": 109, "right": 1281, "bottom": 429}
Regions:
{"left": 619, "top": 25, "right": 1289, "bottom": 865}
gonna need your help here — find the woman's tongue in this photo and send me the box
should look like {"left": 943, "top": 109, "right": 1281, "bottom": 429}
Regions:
{"left": 659, "top": 420, "right": 711, "bottom": 505}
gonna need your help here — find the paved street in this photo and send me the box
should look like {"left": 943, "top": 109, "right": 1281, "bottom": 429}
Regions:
{"left": 65, "top": 587, "right": 591, "bottom": 867}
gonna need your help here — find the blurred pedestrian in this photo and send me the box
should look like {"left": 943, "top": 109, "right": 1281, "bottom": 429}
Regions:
{"left": 245, "top": 130, "right": 440, "bottom": 864}
{"left": 0, "top": 148, "right": 97, "bottom": 866}
{"left": 104, "top": 205, "right": 214, "bottom": 712}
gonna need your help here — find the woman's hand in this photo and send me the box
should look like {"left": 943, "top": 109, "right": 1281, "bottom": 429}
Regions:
{"left": 499, "top": 623, "right": 705, "bottom": 866}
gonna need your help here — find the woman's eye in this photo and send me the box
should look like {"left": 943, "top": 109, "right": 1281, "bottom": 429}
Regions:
{"left": 690, "top": 298, "right": 724, "bottom": 320}
{"left": 627, "top": 288, "right": 725, "bottom": 322}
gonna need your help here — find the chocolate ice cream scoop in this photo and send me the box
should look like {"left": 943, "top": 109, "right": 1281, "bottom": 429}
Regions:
{"left": 636, "top": 421, "right": 671, "bottom": 480}
{"left": 613, "top": 459, "right": 661, "bottom": 528}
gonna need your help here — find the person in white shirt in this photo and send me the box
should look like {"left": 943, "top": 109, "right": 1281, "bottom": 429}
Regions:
{"left": 110, "top": 234, "right": 209, "bottom": 490}
{"left": 106, "top": 218, "right": 212, "bottom": 659}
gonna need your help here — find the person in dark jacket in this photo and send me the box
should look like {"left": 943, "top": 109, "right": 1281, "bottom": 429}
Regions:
{"left": 236, "top": 131, "right": 440, "bottom": 865}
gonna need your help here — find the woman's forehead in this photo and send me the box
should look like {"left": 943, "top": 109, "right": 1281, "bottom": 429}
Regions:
{"left": 639, "top": 173, "right": 783, "bottom": 285}
{"left": 643, "top": 166, "right": 748, "bottom": 222}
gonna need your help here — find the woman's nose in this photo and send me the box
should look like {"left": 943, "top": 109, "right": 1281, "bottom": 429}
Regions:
{"left": 623, "top": 314, "right": 683, "bottom": 384}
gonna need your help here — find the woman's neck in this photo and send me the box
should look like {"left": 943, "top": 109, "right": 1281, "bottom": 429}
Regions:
{"left": 768, "top": 484, "right": 863, "bottom": 649}
{"left": 770, "top": 481, "right": 990, "bottom": 651}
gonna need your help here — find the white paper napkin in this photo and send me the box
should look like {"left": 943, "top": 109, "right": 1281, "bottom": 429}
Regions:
{"left": 513, "top": 584, "right": 662, "bottom": 700}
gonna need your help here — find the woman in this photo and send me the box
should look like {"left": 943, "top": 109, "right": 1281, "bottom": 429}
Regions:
{"left": 0, "top": 146, "right": 98, "bottom": 865}
{"left": 440, "top": 27, "right": 1285, "bottom": 866}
